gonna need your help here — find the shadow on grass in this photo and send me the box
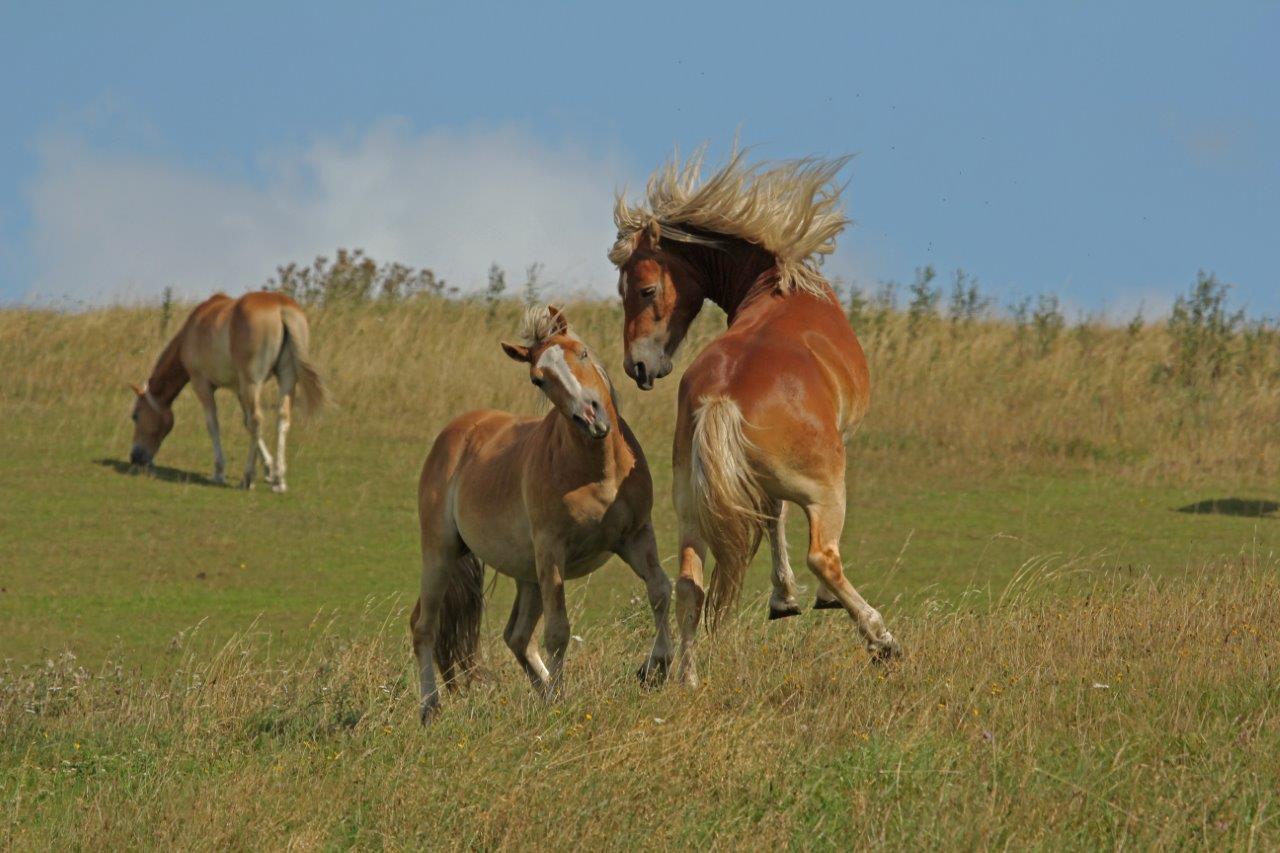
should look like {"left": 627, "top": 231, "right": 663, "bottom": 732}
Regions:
{"left": 94, "top": 458, "right": 226, "bottom": 488}
{"left": 1176, "top": 498, "right": 1278, "bottom": 518}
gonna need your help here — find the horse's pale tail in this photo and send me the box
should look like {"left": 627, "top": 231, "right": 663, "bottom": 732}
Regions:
{"left": 280, "top": 308, "right": 329, "bottom": 416}
{"left": 433, "top": 553, "right": 486, "bottom": 688}
{"left": 691, "top": 396, "right": 767, "bottom": 627}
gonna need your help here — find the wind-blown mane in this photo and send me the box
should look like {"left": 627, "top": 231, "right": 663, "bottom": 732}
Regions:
{"left": 609, "top": 148, "right": 852, "bottom": 297}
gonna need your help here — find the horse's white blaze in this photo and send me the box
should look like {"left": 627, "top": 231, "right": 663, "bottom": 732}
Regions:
{"left": 536, "top": 344, "right": 584, "bottom": 400}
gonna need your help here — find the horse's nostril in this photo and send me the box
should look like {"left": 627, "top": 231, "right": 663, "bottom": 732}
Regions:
{"left": 634, "top": 362, "right": 648, "bottom": 384}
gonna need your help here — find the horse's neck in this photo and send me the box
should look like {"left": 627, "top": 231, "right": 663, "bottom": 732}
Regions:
{"left": 546, "top": 409, "right": 631, "bottom": 484}
{"left": 673, "top": 239, "right": 777, "bottom": 322}
{"left": 148, "top": 330, "right": 190, "bottom": 404}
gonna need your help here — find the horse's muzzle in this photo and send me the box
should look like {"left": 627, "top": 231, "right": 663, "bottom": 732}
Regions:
{"left": 630, "top": 360, "right": 670, "bottom": 391}
{"left": 574, "top": 401, "right": 610, "bottom": 439}
{"left": 129, "top": 446, "right": 152, "bottom": 466}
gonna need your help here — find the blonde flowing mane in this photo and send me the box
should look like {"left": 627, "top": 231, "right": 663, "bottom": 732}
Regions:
{"left": 610, "top": 148, "right": 852, "bottom": 297}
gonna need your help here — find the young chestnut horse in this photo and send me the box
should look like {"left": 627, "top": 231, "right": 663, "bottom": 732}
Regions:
{"left": 409, "top": 305, "right": 672, "bottom": 721}
{"left": 610, "top": 150, "right": 901, "bottom": 687}
{"left": 129, "top": 291, "right": 326, "bottom": 492}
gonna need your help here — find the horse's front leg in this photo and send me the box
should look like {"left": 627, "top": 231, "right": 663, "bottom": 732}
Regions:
{"left": 533, "top": 541, "right": 571, "bottom": 700}
{"left": 616, "top": 523, "right": 673, "bottom": 686}
{"left": 191, "top": 377, "right": 225, "bottom": 484}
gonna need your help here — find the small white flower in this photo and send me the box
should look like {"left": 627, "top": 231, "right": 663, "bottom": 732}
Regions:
{"left": 1091, "top": 682, "right": 1110, "bottom": 690}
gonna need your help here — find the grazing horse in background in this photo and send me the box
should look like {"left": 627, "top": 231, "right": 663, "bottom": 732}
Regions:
{"left": 129, "top": 291, "right": 327, "bottom": 492}
{"left": 609, "top": 149, "right": 901, "bottom": 687}
{"left": 410, "top": 305, "right": 672, "bottom": 722}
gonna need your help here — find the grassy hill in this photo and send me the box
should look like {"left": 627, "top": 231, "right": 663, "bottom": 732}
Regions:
{"left": 2, "top": 292, "right": 1278, "bottom": 847}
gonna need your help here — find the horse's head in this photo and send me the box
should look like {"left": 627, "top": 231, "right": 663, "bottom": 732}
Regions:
{"left": 502, "top": 305, "right": 613, "bottom": 440}
{"left": 613, "top": 230, "right": 705, "bottom": 390}
{"left": 128, "top": 382, "right": 174, "bottom": 466}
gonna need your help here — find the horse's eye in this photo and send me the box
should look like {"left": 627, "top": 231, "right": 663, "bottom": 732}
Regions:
{"left": 131, "top": 412, "right": 138, "bottom": 422}
{"left": 639, "top": 285, "right": 658, "bottom": 300}
{"left": 579, "top": 350, "right": 589, "bottom": 361}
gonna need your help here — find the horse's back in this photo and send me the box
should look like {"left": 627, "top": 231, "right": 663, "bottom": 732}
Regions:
{"left": 179, "top": 291, "right": 305, "bottom": 387}
{"left": 678, "top": 291, "right": 869, "bottom": 494}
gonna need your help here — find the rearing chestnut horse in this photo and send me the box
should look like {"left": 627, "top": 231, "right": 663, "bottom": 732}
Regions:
{"left": 610, "top": 150, "right": 901, "bottom": 686}
{"left": 129, "top": 291, "right": 326, "bottom": 492}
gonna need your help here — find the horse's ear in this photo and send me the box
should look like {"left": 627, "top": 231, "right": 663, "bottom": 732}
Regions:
{"left": 547, "top": 304, "right": 568, "bottom": 335}
{"left": 501, "top": 341, "right": 531, "bottom": 363}
{"left": 128, "top": 382, "right": 145, "bottom": 397}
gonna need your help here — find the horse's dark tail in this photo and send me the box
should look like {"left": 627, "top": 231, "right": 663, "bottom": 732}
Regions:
{"left": 432, "top": 553, "right": 486, "bottom": 687}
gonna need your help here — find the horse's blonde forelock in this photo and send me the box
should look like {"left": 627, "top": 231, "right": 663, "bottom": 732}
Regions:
{"left": 610, "top": 146, "right": 852, "bottom": 297}
{"left": 518, "top": 304, "right": 570, "bottom": 348}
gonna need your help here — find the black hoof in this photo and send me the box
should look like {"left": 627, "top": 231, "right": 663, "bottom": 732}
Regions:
{"left": 768, "top": 603, "right": 803, "bottom": 620}
{"left": 813, "top": 597, "right": 844, "bottom": 611}
{"left": 637, "top": 658, "right": 669, "bottom": 688}
{"left": 871, "top": 638, "right": 904, "bottom": 664}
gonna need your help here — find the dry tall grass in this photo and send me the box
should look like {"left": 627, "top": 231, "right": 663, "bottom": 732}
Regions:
{"left": 3, "top": 558, "right": 1277, "bottom": 848}
{"left": 4, "top": 293, "right": 1276, "bottom": 484}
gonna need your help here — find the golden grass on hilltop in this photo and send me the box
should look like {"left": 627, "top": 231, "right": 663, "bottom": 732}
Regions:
{"left": 2, "top": 558, "right": 1277, "bottom": 848}
{"left": 4, "top": 293, "right": 1276, "bottom": 484}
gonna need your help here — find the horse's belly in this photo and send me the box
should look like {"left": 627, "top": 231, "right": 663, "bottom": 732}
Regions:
{"left": 456, "top": 515, "right": 536, "bottom": 581}
{"left": 455, "top": 511, "right": 620, "bottom": 584}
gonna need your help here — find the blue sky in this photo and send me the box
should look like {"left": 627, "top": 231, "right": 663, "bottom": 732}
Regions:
{"left": 1, "top": 1, "right": 1276, "bottom": 316}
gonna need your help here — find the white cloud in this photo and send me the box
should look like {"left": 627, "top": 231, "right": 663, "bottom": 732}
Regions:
{"left": 27, "top": 121, "right": 626, "bottom": 303}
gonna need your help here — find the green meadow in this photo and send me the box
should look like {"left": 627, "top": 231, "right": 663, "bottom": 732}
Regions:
{"left": 2, "top": 293, "right": 1278, "bottom": 848}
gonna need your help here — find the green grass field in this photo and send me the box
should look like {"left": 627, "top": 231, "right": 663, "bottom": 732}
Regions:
{"left": 2, "top": 298, "right": 1278, "bottom": 847}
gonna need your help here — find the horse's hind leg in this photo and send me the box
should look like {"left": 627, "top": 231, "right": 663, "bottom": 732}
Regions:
{"left": 801, "top": 493, "right": 901, "bottom": 661}
{"left": 271, "top": 389, "right": 293, "bottom": 493}
{"left": 236, "top": 381, "right": 274, "bottom": 489}
{"left": 766, "top": 500, "right": 803, "bottom": 620}
{"left": 503, "top": 580, "right": 550, "bottom": 693}
{"left": 410, "top": 547, "right": 453, "bottom": 722}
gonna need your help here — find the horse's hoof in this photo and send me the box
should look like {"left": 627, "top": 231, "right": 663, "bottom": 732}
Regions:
{"left": 210, "top": 473, "right": 226, "bottom": 485}
{"left": 813, "top": 597, "right": 844, "bottom": 611}
{"left": 768, "top": 602, "right": 803, "bottom": 620}
{"left": 271, "top": 481, "right": 287, "bottom": 494}
{"left": 637, "top": 658, "right": 670, "bottom": 688}
{"left": 419, "top": 699, "right": 440, "bottom": 725}
{"left": 870, "top": 636, "right": 903, "bottom": 664}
